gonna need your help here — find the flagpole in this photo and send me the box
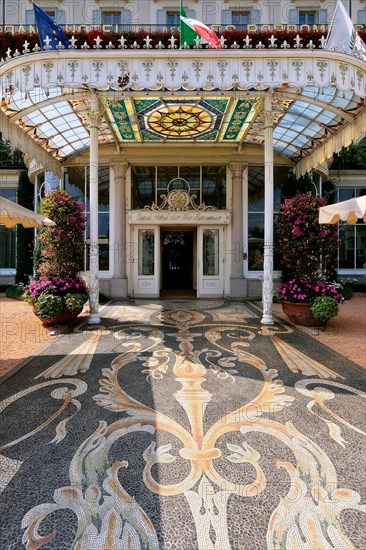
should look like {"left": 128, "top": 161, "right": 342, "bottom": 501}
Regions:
{"left": 325, "top": 0, "right": 339, "bottom": 44}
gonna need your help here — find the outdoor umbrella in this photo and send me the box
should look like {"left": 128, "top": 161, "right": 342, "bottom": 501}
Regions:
{"left": 0, "top": 196, "right": 55, "bottom": 228}
{"left": 319, "top": 195, "right": 366, "bottom": 224}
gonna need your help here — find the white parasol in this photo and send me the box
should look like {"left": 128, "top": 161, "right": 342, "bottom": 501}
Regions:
{"left": 319, "top": 195, "right": 366, "bottom": 224}
{"left": 0, "top": 196, "right": 55, "bottom": 228}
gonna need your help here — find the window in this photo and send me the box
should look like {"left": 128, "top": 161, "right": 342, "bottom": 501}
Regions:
{"left": 337, "top": 188, "right": 366, "bottom": 270}
{"left": 102, "top": 11, "right": 121, "bottom": 25}
{"left": 64, "top": 166, "right": 110, "bottom": 271}
{"left": 203, "top": 229, "right": 219, "bottom": 276}
{"left": 45, "top": 10, "right": 56, "bottom": 20}
{"left": 299, "top": 11, "right": 316, "bottom": 25}
{"left": 138, "top": 230, "right": 154, "bottom": 276}
{"left": 167, "top": 11, "right": 180, "bottom": 26}
{"left": 131, "top": 166, "right": 226, "bottom": 210}
{"left": 247, "top": 167, "right": 290, "bottom": 271}
{"left": 232, "top": 11, "right": 250, "bottom": 27}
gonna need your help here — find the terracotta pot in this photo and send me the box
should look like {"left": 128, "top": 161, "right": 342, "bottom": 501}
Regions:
{"left": 281, "top": 301, "right": 323, "bottom": 327}
{"left": 33, "top": 305, "right": 83, "bottom": 326}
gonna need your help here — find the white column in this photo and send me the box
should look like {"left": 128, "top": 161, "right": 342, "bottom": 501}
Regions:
{"left": 228, "top": 163, "right": 247, "bottom": 297}
{"left": 261, "top": 95, "right": 275, "bottom": 325}
{"left": 110, "top": 162, "right": 129, "bottom": 298}
{"left": 88, "top": 96, "right": 101, "bottom": 324}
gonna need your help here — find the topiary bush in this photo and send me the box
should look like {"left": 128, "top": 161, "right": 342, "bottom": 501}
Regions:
{"left": 310, "top": 296, "right": 339, "bottom": 323}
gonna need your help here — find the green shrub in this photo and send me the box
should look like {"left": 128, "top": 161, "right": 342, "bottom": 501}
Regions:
{"left": 34, "top": 294, "right": 63, "bottom": 320}
{"left": 310, "top": 296, "right": 339, "bottom": 322}
{"left": 340, "top": 285, "right": 354, "bottom": 301}
{"left": 64, "top": 293, "right": 88, "bottom": 313}
{"left": 5, "top": 283, "right": 25, "bottom": 300}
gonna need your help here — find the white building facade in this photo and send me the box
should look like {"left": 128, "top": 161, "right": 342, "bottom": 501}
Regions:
{"left": 2, "top": 1, "right": 366, "bottom": 29}
{"left": 1, "top": 2, "right": 365, "bottom": 322}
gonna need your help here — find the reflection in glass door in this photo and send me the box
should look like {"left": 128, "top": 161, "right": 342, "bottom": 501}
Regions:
{"left": 198, "top": 227, "right": 224, "bottom": 296}
{"left": 134, "top": 227, "right": 159, "bottom": 297}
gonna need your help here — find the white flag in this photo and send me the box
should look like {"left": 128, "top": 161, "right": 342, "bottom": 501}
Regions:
{"left": 325, "top": 0, "right": 366, "bottom": 58}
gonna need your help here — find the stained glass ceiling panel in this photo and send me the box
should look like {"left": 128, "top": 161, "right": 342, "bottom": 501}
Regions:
{"left": 1, "top": 84, "right": 363, "bottom": 164}
{"left": 105, "top": 97, "right": 259, "bottom": 143}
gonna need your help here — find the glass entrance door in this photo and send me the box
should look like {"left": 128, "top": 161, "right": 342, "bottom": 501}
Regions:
{"left": 133, "top": 227, "right": 159, "bottom": 297}
{"left": 197, "top": 227, "right": 224, "bottom": 296}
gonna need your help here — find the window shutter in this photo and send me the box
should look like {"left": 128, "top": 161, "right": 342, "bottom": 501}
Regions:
{"left": 318, "top": 9, "right": 328, "bottom": 25}
{"left": 122, "top": 9, "right": 132, "bottom": 24}
{"left": 221, "top": 10, "right": 232, "bottom": 25}
{"left": 288, "top": 8, "right": 299, "bottom": 24}
{"left": 55, "top": 9, "right": 65, "bottom": 25}
{"left": 92, "top": 9, "right": 101, "bottom": 25}
{"left": 156, "top": 9, "right": 167, "bottom": 26}
{"left": 251, "top": 9, "right": 261, "bottom": 24}
{"left": 357, "top": 10, "right": 366, "bottom": 25}
{"left": 25, "top": 10, "right": 35, "bottom": 25}
{"left": 186, "top": 9, "right": 195, "bottom": 19}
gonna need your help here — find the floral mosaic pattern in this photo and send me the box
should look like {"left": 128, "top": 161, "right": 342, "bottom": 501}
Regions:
{"left": 1, "top": 301, "right": 365, "bottom": 549}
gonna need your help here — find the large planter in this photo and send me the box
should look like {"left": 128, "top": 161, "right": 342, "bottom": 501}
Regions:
{"left": 33, "top": 305, "right": 83, "bottom": 326}
{"left": 281, "top": 301, "right": 323, "bottom": 327}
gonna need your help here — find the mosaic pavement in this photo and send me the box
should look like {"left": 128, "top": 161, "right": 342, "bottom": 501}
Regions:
{"left": 0, "top": 299, "right": 366, "bottom": 549}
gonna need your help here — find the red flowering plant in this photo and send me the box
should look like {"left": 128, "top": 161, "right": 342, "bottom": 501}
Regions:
{"left": 24, "top": 190, "right": 88, "bottom": 321}
{"left": 275, "top": 192, "right": 342, "bottom": 308}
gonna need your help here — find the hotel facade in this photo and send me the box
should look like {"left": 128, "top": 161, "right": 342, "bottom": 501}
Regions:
{"left": 0, "top": 0, "right": 365, "bottom": 323}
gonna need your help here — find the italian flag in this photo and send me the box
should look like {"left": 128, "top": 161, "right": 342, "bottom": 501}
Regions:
{"left": 180, "top": 1, "right": 220, "bottom": 49}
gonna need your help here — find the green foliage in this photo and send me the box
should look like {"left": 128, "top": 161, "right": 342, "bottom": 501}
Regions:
{"left": 310, "top": 296, "right": 339, "bottom": 322}
{"left": 64, "top": 293, "right": 88, "bottom": 313}
{"left": 331, "top": 137, "right": 366, "bottom": 170}
{"left": 37, "top": 190, "right": 86, "bottom": 279}
{"left": 15, "top": 171, "right": 34, "bottom": 284}
{"left": 34, "top": 294, "right": 63, "bottom": 320}
{"left": 5, "top": 282, "right": 25, "bottom": 300}
{"left": 340, "top": 286, "right": 354, "bottom": 300}
{"left": 0, "top": 140, "right": 12, "bottom": 163}
{"left": 275, "top": 192, "right": 339, "bottom": 282}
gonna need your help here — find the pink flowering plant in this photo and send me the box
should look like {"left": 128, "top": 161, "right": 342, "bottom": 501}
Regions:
{"left": 278, "top": 277, "right": 344, "bottom": 304}
{"left": 275, "top": 192, "right": 339, "bottom": 281}
{"left": 24, "top": 190, "right": 88, "bottom": 320}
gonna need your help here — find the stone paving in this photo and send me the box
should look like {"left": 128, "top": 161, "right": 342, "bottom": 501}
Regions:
{"left": 1, "top": 299, "right": 366, "bottom": 549}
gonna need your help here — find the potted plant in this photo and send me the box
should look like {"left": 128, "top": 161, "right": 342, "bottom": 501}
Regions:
{"left": 310, "top": 296, "right": 339, "bottom": 330}
{"left": 275, "top": 192, "right": 342, "bottom": 326}
{"left": 278, "top": 277, "right": 344, "bottom": 326}
{"left": 24, "top": 190, "right": 88, "bottom": 325}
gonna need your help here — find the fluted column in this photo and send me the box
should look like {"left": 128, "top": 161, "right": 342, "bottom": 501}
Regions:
{"left": 110, "top": 162, "right": 129, "bottom": 298}
{"left": 228, "top": 163, "right": 247, "bottom": 297}
{"left": 87, "top": 97, "right": 101, "bottom": 324}
{"left": 261, "top": 97, "right": 275, "bottom": 325}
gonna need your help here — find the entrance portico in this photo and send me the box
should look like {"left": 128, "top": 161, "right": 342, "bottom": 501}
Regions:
{"left": 1, "top": 35, "right": 365, "bottom": 322}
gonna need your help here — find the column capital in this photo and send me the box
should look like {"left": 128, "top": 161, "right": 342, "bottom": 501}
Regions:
{"left": 88, "top": 110, "right": 101, "bottom": 129}
{"left": 111, "top": 162, "right": 129, "bottom": 178}
{"left": 263, "top": 111, "right": 275, "bottom": 129}
{"left": 228, "top": 163, "right": 247, "bottom": 179}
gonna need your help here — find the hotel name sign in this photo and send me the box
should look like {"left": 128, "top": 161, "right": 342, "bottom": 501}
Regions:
{"left": 3, "top": 23, "right": 364, "bottom": 35}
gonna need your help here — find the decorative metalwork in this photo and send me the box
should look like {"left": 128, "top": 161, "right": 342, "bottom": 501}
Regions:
{"left": 163, "top": 232, "right": 185, "bottom": 246}
{"left": 145, "top": 179, "right": 214, "bottom": 212}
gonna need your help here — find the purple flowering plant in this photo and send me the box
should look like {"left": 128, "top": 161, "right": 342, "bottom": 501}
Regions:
{"left": 278, "top": 277, "right": 344, "bottom": 304}
{"left": 24, "top": 190, "right": 88, "bottom": 320}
